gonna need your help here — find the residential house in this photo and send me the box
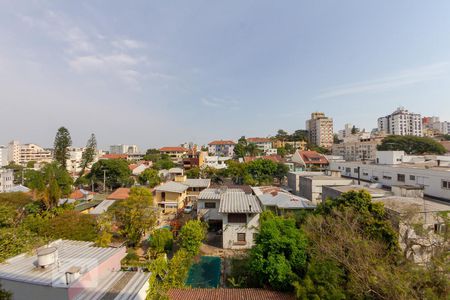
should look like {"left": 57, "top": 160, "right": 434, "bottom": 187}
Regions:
{"left": 291, "top": 150, "right": 329, "bottom": 171}
{"left": 167, "top": 289, "right": 295, "bottom": 300}
{"left": 159, "top": 147, "right": 188, "bottom": 163}
{"left": 0, "top": 239, "right": 149, "bottom": 300}
{"left": 208, "top": 140, "right": 236, "bottom": 157}
{"left": 287, "top": 171, "right": 324, "bottom": 196}
{"left": 252, "top": 186, "right": 316, "bottom": 215}
{"left": 202, "top": 155, "right": 232, "bottom": 169}
{"left": 107, "top": 188, "right": 130, "bottom": 201}
{"left": 247, "top": 137, "right": 276, "bottom": 155}
{"left": 129, "top": 162, "right": 151, "bottom": 176}
{"left": 272, "top": 140, "right": 307, "bottom": 151}
{"left": 332, "top": 135, "right": 383, "bottom": 161}
{"left": 298, "top": 171, "right": 354, "bottom": 204}
{"left": 219, "top": 192, "right": 262, "bottom": 249}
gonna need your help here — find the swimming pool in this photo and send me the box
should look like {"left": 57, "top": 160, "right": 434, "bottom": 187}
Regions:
{"left": 185, "top": 256, "right": 221, "bottom": 288}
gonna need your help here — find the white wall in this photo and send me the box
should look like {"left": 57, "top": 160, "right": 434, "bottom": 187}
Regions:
{"left": 222, "top": 213, "right": 259, "bottom": 249}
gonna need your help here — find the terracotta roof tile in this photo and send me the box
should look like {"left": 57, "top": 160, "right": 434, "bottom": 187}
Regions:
{"left": 247, "top": 137, "right": 272, "bottom": 143}
{"left": 208, "top": 140, "right": 236, "bottom": 145}
{"left": 167, "top": 289, "right": 295, "bottom": 300}
{"left": 101, "top": 154, "right": 128, "bottom": 160}
{"left": 107, "top": 188, "right": 130, "bottom": 200}
{"left": 299, "top": 150, "right": 329, "bottom": 165}
{"left": 244, "top": 155, "right": 283, "bottom": 163}
{"left": 160, "top": 147, "right": 188, "bottom": 152}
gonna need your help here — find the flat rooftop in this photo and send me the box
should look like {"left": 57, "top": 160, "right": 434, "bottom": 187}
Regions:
{"left": 324, "top": 185, "right": 391, "bottom": 198}
{"left": 373, "top": 197, "right": 450, "bottom": 214}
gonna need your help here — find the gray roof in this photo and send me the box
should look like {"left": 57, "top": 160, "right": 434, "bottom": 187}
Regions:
{"left": 184, "top": 178, "right": 211, "bottom": 188}
{"left": 9, "top": 185, "right": 30, "bottom": 193}
{"left": 258, "top": 193, "right": 316, "bottom": 209}
{"left": 0, "top": 240, "right": 125, "bottom": 288}
{"left": 90, "top": 200, "right": 116, "bottom": 215}
{"left": 169, "top": 167, "right": 184, "bottom": 174}
{"left": 219, "top": 193, "right": 262, "bottom": 213}
{"left": 198, "top": 188, "right": 245, "bottom": 200}
{"left": 74, "top": 271, "right": 150, "bottom": 300}
{"left": 155, "top": 181, "right": 188, "bottom": 193}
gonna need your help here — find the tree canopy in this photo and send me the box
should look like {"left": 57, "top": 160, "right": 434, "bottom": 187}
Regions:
{"left": 53, "top": 126, "right": 72, "bottom": 168}
{"left": 79, "top": 133, "right": 97, "bottom": 176}
{"left": 88, "top": 159, "right": 132, "bottom": 190}
{"left": 377, "top": 135, "right": 446, "bottom": 155}
{"left": 138, "top": 168, "right": 162, "bottom": 187}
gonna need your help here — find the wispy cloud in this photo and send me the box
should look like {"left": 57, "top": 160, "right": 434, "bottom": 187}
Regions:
{"left": 112, "top": 39, "right": 146, "bottom": 50}
{"left": 316, "top": 62, "right": 450, "bottom": 99}
{"left": 201, "top": 97, "right": 240, "bottom": 109}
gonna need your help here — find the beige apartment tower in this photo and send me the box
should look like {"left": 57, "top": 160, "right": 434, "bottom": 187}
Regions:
{"left": 306, "top": 112, "right": 334, "bottom": 149}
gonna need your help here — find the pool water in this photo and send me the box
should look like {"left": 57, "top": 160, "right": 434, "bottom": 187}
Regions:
{"left": 185, "top": 256, "right": 221, "bottom": 288}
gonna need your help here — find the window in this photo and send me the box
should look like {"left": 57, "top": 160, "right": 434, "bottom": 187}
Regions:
{"left": 237, "top": 233, "right": 246, "bottom": 242}
{"left": 354, "top": 168, "right": 359, "bottom": 173}
{"left": 410, "top": 175, "right": 416, "bottom": 181}
{"left": 345, "top": 168, "right": 351, "bottom": 173}
{"left": 228, "top": 213, "right": 247, "bottom": 223}
{"left": 397, "top": 174, "right": 405, "bottom": 182}
{"left": 442, "top": 180, "right": 450, "bottom": 190}
{"left": 204, "top": 202, "right": 216, "bottom": 209}
{"left": 383, "top": 175, "right": 392, "bottom": 180}
{"left": 434, "top": 223, "right": 447, "bottom": 234}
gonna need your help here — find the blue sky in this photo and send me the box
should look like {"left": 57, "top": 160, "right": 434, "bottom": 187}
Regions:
{"left": 1, "top": 1, "right": 450, "bottom": 150}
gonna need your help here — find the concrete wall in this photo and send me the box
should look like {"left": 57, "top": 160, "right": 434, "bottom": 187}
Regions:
{"left": 330, "top": 161, "right": 450, "bottom": 201}
{"left": 0, "top": 279, "right": 68, "bottom": 300}
{"left": 222, "top": 213, "right": 259, "bottom": 249}
{"left": 197, "top": 199, "right": 221, "bottom": 221}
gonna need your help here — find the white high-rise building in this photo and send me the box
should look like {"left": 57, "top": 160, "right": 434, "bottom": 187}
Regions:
{"left": 377, "top": 107, "right": 422, "bottom": 136}
{"left": 0, "top": 169, "right": 14, "bottom": 192}
{"left": 7, "top": 140, "right": 53, "bottom": 166}
{"left": 110, "top": 144, "right": 139, "bottom": 154}
{"left": 306, "top": 112, "right": 334, "bottom": 148}
{"left": 0, "top": 146, "right": 8, "bottom": 167}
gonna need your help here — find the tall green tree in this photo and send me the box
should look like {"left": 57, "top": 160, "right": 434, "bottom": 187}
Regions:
{"left": 177, "top": 220, "right": 207, "bottom": 256}
{"left": 107, "top": 187, "right": 157, "bottom": 246}
{"left": 138, "top": 168, "right": 162, "bottom": 187}
{"left": 53, "top": 127, "right": 72, "bottom": 168}
{"left": 88, "top": 159, "right": 132, "bottom": 190}
{"left": 79, "top": 133, "right": 97, "bottom": 176}
{"left": 377, "top": 135, "right": 446, "bottom": 155}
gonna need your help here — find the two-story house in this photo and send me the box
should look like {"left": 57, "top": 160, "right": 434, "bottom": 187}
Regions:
{"left": 208, "top": 140, "right": 236, "bottom": 157}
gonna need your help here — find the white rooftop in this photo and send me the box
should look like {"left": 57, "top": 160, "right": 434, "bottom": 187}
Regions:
{"left": 0, "top": 240, "right": 125, "bottom": 288}
{"left": 219, "top": 193, "right": 262, "bottom": 213}
{"left": 90, "top": 200, "right": 116, "bottom": 215}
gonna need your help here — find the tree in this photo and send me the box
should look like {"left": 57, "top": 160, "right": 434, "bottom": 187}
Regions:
{"left": 246, "top": 159, "right": 278, "bottom": 185}
{"left": 148, "top": 228, "right": 173, "bottom": 258}
{"left": 153, "top": 158, "right": 175, "bottom": 170}
{"left": 249, "top": 211, "right": 308, "bottom": 291}
{"left": 246, "top": 143, "right": 260, "bottom": 157}
{"left": 88, "top": 159, "right": 132, "bottom": 190}
{"left": 108, "top": 187, "right": 157, "bottom": 246}
{"left": 377, "top": 135, "right": 446, "bottom": 155}
{"left": 0, "top": 283, "right": 12, "bottom": 300}
{"left": 0, "top": 227, "right": 43, "bottom": 262}
{"left": 138, "top": 168, "right": 162, "bottom": 187}
{"left": 277, "top": 147, "right": 287, "bottom": 157}
{"left": 53, "top": 127, "right": 72, "bottom": 168}
{"left": 4, "top": 162, "right": 24, "bottom": 185}
{"left": 351, "top": 125, "right": 360, "bottom": 134}
{"left": 333, "top": 133, "right": 340, "bottom": 144}
{"left": 185, "top": 167, "right": 200, "bottom": 179}
{"left": 79, "top": 133, "right": 97, "bottom": 176}
{"left": 177, "top": 220, "right": 207, "bottom": 256}
{"left": 233, "top": 137, "right": 248, "bottom": 158}
{"left": 291, "top": 130, "right": 308, "bottom": 142}
{"left": 275, "top": 129, "right": 289, "bottom": 141}
{"left": 0, "top": 204, "right": 17, "bottom": 228}
{"left": 284, "top": 143, "right": 295, "bottom": 154}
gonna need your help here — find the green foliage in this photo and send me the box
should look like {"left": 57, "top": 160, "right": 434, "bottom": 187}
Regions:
{"left": 307, "top": 144, "right": 330, "bottom": 154}
{"left": 147, "top": 249, "right": 193, "bottom": 300}
{"left": 377, "top": 135, "right": 446, "bottom": 155}
{"left": 108, "top": 187, "right": 157, "bottom": 246}
{"left": 88, "top": 159, "right": 132, "bottom": 190}
{"left": 24, "top": 162, "right": 73, "bottom": 209}
{"left": 0, "top": 283, "right": 12, "bottom": 300}
{"left": 185, "top": 167, "right": 200, "bottom": 179}
{"left": 26, "top": 160, "right": 36, "bottom": 168}
{"left": 318, "top": 190, "right": 399, "bottom": 251}
{"left": 0, "top": 204, "right": 17, "bottom": 228}
{"left": 53, "top": 126, "right": 72, "bottom": 168}
{"left": 79, "top": 133, "right": 97, "bottom": 176}
{"left": 148, "top": 228, "right": 173, "bottom": 257}
{"left": 441, "top": 134, "right": 450, "bottom": 141}
{"left": 138, "top": 168, "right": 162, "bottom": 187}
{"left": 0, "top": 192, "right": 33, "bottom": 210}
{"left": 177, "top": 220, "right": 207, "bottom": 256}
{"left": 0, "top": 227, "right": 44, "bottom": 262}
{"left": 227, "top": 159, "right": 289, "bottom": 186}
{"left": 277, "top": 147, "right": 287, "bottom": 157}
{"left": 249, "top": 211, "right": 307, "bottom": 291}
{"left": 152, "top": 159, "right": 175, "bottom": 170}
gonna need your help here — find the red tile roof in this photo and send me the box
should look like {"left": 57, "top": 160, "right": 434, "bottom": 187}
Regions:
{"left": 101, "top": 154, "right": 128, "bottom": 160}
{"left": 247, "top": 137, "right": 272, "bottom": 143}
{"left": 69, "top": 189, "right": 94, "bottom": 200}
{"left": 167, "top": 289, "right": 295, "bottom": 300}
{"left": 208, "top": 140, "right": 236, "bottom": 145}
{"left": 128, "top": 164, "right": 138, "bottom": 171}
{"left": 299, "top": 150, "right": 329, "bottom": 165}
{"left": 107, "top": 188, "right": 130, "bottom": 200}
{"left": 160, "top": 147, "right": 188, "bottom": 152}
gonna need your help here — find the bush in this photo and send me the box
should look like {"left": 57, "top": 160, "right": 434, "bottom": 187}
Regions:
{"left": 149, "top": 228, "right": 173, "bottom": 256}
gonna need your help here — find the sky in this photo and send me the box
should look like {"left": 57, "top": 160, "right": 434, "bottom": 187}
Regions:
{"left": 1, "top": 1, "right": 450, "bottom": 150}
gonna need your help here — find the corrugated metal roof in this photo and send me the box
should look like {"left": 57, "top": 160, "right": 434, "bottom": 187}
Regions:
{"left": 90, "top": 200, "right": 116, "bottom": 215}
{"left": 252, "top": 186, "right": 316, "bottom": 209}
{"left": 155, "top": 181, "right": 188, "bottom": 193}
{"left": 167, "top": 288, "right": 295, "bottom": 300}
{"left": 184, "top": 179, "right": 211, "bottom": 188}
{"left": 0, "top": 240, "right": 126, "bottom": 288}
{"left": 219, "top": 193, "right": 262, "bottom": 213}
{"left": 198, "top": 188, "right": 245, "bottom": 200}
{"left": 74, "top": 271, "right": 150, "bottom": 300}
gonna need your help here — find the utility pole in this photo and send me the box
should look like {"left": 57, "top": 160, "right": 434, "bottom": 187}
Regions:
{"left": 103, "top": 170, "right": 107, "bottom": 193}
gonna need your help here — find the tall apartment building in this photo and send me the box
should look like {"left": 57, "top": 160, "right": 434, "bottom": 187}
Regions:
{"left": 377, "top": 107, "right": 422, "bottom": 136}
{"left": 332, "top": 135, "right": 383, "bottom": 161}
{"left": 0, "top": 146, "right": 8, "bottom": 167}
{"left": 7, "top": 140, "right": 53, "bottom": 166}
{"left": 305, "top": 112, "right": 334, "bottom": 149}
{"left": 110, "top": 144, "right": 139, "bottom": 154}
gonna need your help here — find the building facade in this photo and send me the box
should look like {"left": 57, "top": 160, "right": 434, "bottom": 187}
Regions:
{"left": 0, "top": 169, "right": 14, "bottom": 193}
{"left": 305, "top": 112, "right": 334, "bottom": 148}
{"left": 332, "top": 136, "right": 383, "bottom": 161}
{"left": 377, "top": 107, "right": 422, "bottom": 136}
{"left": 7, "top": 141, "right": 53, "bottom": 166}
{"left": 109, "top": 144, "right": 139, "bottom": 154}
{"left": 208, "top": 140, "right": 236, "bottom": 157}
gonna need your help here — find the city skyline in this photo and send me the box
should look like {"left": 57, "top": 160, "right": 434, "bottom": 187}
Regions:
{"left": 1, "top": 1, "right": 450, "bottom": 149}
